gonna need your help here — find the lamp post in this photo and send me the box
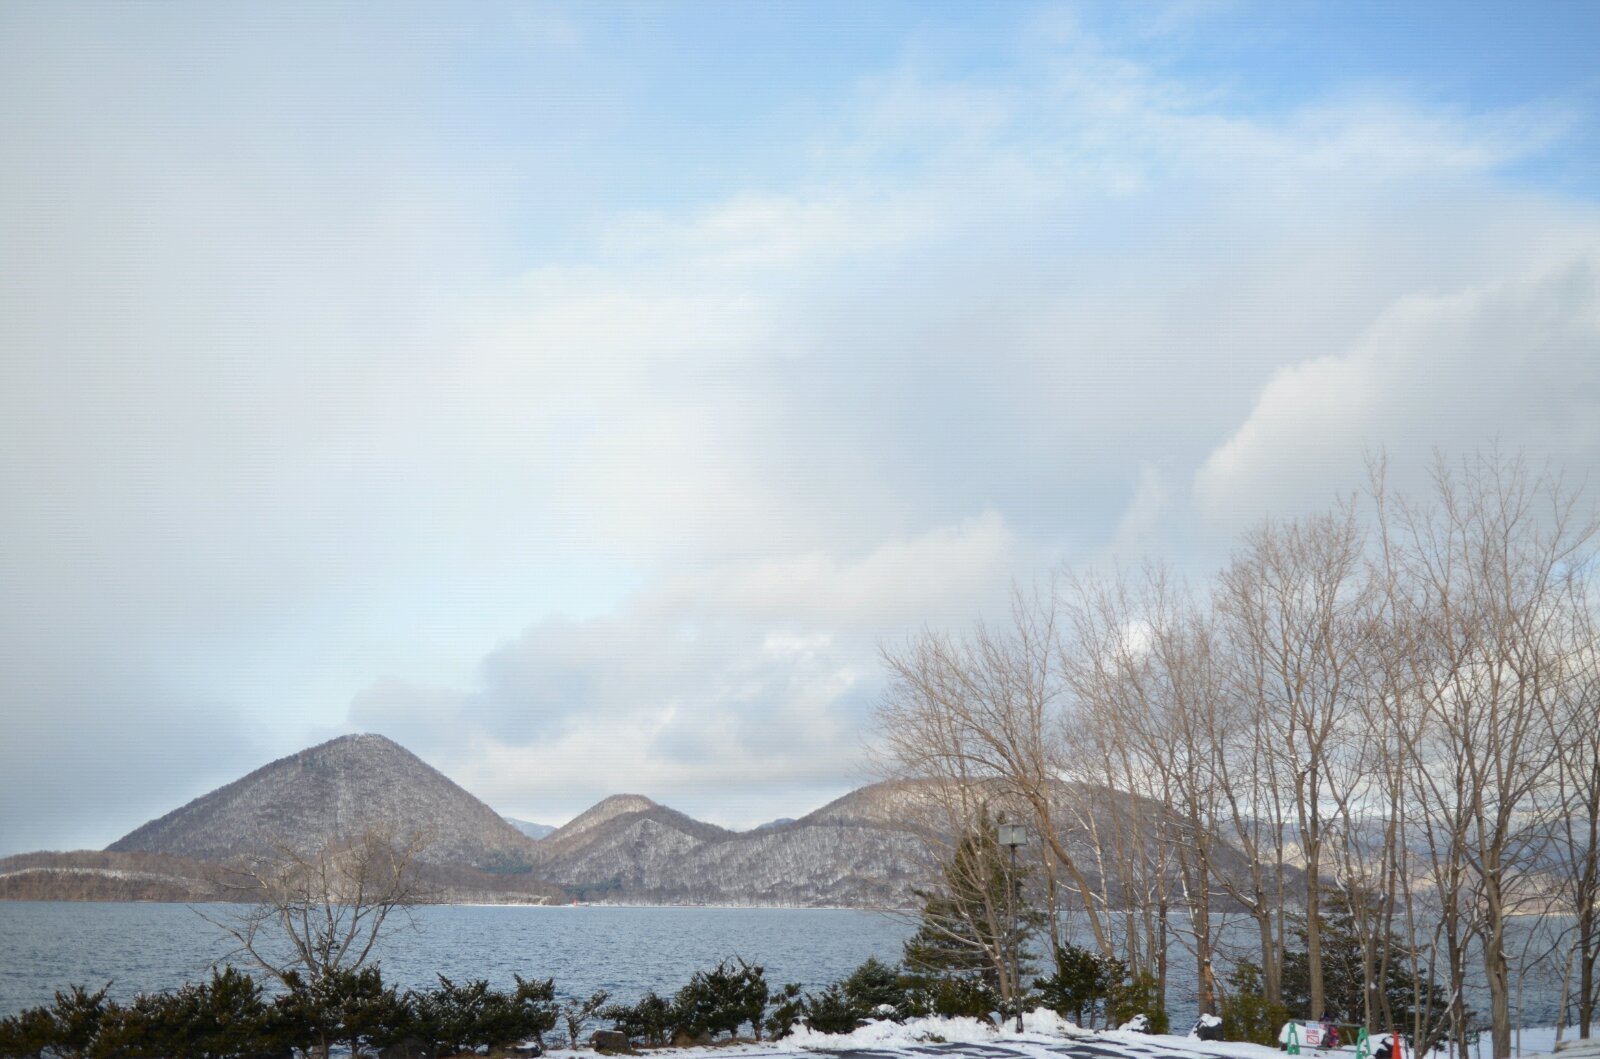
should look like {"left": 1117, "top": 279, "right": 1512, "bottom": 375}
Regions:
{"left": 997, "top": 821, "right": 1028, "bottom": 1033}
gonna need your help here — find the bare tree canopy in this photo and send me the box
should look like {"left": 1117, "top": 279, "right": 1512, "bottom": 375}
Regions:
{"left": 874, "top": 450, "right": 1600, "bottom": 1057}
{"left": 201, "top": 826, "right": 434, "bottom": 988}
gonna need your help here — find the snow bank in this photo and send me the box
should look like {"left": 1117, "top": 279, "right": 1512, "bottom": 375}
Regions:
{"left": 781, "top": 1015, "right": 1007, "bottom": 1048}
{"left": 776, "top": 1008, "right": 1084, "bottom": 1050}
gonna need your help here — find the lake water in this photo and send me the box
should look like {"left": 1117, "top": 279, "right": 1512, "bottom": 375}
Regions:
{"left": 0, "top": 903, "right": 915, "bottom": 1018}
{"left": 0, "top": 903, "right": 1573, "bottom": 1031}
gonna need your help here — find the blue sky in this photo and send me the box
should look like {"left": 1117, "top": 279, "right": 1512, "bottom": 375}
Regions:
{"left": 3, "top": 0, "right": 1599, "bottom": 854}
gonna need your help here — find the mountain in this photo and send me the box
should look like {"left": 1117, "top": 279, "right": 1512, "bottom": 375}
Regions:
{"left": 8, "top": 733, "right": 1271, "bottom": 910}
{"left": 504, "top": 817, "right": 556, "bottom": 840}
{"left": 107, "top": 733, "right": 541, "bottom": 872}
{"left": 527, "top": 785, "right": 936, "bottom": 906}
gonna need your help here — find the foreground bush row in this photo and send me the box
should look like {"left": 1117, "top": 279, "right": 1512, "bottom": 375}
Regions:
{"left": 0, "top": 966, "right": 568, "bottom": 1059}
{"left": 0, "top": 952, "right": 1176, "bottom": 1059}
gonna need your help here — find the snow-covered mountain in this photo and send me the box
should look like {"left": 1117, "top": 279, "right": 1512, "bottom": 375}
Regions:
{"left": 525, "top": 784, "right": 941, "bottom": 907}
{"left": 88, "top": 745, "right": 955, "bottom": 906}
{"left": 107, "top": 733, "right": 541, "bottom": 871}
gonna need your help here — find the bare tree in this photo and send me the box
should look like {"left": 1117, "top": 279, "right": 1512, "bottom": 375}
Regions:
{"left": 1058, "top": 573, "right": 1182, "bottom": 999}
{"left": 1324, "top": 584, "right": 1416, "bottom": 1041}
{"left": 877, "top": 588, "right": 1115, "bottom": 966}
{"left": 1215, "top": 508, "right": 1375, "bottom": 1023}
{"left": 202, "top": 826, "right": 433, "bottom": 988}
{"left": 1549, "top": 591, "right": 1600, "bottom": 1037}
{"left": 1057, "top": 568, "right": 1172, "bottom": 982}
{"left": 1061, "top": 566, "right": 1230, "bottom": 1014}
{"left": 1375, "top": 453, "right": 1595, "bottom": 1059}
{"left": 875, "top": 630, "right": 1043, "bottom": 1015}
{"left": 1207, "top": 594, "right": 1296, "bottom": 1007}
{"left": 873, "top": 449, "right": 1596, "bottom": 1057}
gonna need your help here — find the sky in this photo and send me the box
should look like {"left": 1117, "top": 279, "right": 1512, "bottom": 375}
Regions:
{"left": 3, "top": 0, "right": 1599, "bottom": 855}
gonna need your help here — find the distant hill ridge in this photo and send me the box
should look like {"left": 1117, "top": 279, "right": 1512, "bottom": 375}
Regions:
{"left": 107, "top": 733, "right": 538, "bottom": 871}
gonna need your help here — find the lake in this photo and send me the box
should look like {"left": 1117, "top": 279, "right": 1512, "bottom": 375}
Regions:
{"left": 0, "top": 902, "right": 915, "bottom": 1018}
{"left": 0, "top": 903, "right": 1574, "bottom": 1032}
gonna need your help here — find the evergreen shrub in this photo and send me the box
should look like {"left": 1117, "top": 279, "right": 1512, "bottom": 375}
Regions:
{"left": 1220, "top": 962, "right": 1289, "bottom": 1046}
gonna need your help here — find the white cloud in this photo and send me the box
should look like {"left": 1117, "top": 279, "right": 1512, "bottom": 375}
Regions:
{"left": 479, "top": 34, "right": 1600, "bottom": 565}
{"left": 1195, "top": 255, "right": 1600, "bottom": 526}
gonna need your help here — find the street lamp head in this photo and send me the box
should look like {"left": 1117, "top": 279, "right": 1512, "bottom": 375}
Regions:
{"left": 997, "top": 823, "right": 1028, "bottom": 848}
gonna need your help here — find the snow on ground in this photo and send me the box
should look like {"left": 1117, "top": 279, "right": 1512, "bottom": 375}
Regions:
{"left": 540, "top": 1019, "right": 1591, "bottom": 1059}
{"left": 1463, "top": 1027, "right": 1590, "bottom": 1059}
{"left": 1094, "top": 1025, "right": 1285, "bottom": 1059}
{"left": 777, "top": 1008, "right": 1084, "bottom": 1049}
{"left": 766, "top": 1006, "right": 1294, "bottom": 1058}
{"left": 542, "top": 1009, "right": 1287, "bottom": 1059}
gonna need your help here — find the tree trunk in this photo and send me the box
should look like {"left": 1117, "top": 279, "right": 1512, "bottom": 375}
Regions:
{"left": 1259, "top": 902, "right": 1281, "bottom": 1005}
{"left": 1307, "top": 857, "right": 1324, "bottom": 1019}
{"left": 1184, "top": 850, "right": 1215, "bottom": 1016}
{"left": 1487, "top": 942, "right": 1512, "bottom": 1059}
{"left": 1445, "top": 910, "right": 1469, "bottom": 1059}
{"left": 1158, "top": 898, "right": 1169, "bottom": 1016}
{"left": 1580, "top": 916, "right": 1595, "bottom": 1039}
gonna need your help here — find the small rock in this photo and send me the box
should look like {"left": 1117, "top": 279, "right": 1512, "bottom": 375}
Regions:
{"left": 671, "top": 1030, "right": 712, "bottom": 1047}
{"left": 1119, "top": 1014, "right": 1152, "bottom": 1034}
{"left": 591, "top": 1029, "right": 635, "bottom": 1054}
{"left": 1191, "top": 1014, "right": 1224, "bottom": 1041}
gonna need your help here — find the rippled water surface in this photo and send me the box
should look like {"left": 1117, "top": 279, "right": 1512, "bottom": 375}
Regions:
{"left": 0, "top": 902, "right": 915, "bottom": 1017}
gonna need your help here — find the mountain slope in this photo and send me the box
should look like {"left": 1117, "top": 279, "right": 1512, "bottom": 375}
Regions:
{"left": 541, "top": 796, "right": 732, "bottom": 855}
{"left": 529, "top": 786, "right": 934, "bottom": 906}
{"left": 542, "top": 795, "right": 665, "bottom": 847}
{"left": 107, "top": 733, "right": 540, "bottom": 871}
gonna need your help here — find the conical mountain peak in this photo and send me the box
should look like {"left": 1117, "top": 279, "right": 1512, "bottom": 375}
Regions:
{"left": 108, "top": 734, "right": 537, "bottom": 870}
